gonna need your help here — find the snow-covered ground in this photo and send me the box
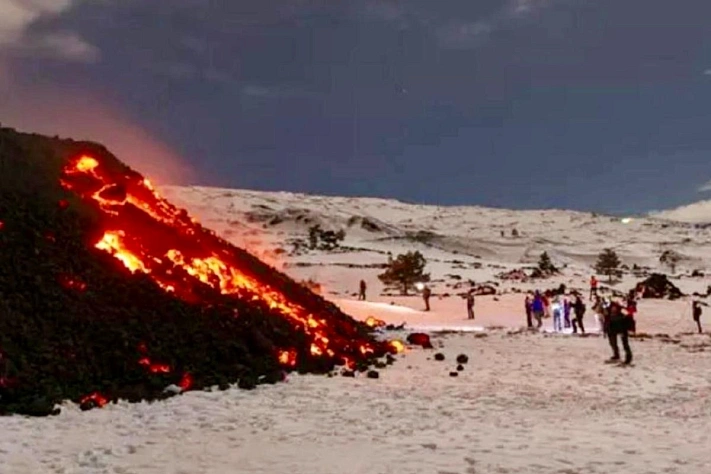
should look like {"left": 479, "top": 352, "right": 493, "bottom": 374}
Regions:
{"left": 2, "top": 186, "right": 711, "bottom": 474}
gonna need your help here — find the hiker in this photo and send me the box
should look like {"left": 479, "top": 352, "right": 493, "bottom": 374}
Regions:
{"left": 531, "top": 291, "right": 544, "bottom": 328}
{"left": 422, "top": 285, "right": 431, "bottom": 312}
{"left": 592, "top": 296, "right": 606, "bottom": 335}
{"left": 542, "top": 292, "right": 551, "bottom": 320}
{"left": 589, "top": 275, "right": 598, "bottom": 300}
{"left": 552, "top": 295, "right": 563, "bottom": 332}
{"left": 524, "top": 294, "right": 533, "bottom": 328}
{"left": 626, "top": 291, "right": 637, "bottom": 333}
{"left": 358, "top": 280, "right": 367, "bottom": 301}
{"left": 572, "top": 294, "right": 586, "bottom": 334}
{"left": 606, "top": 302, "right": 633, "bottom": 365}
{"left": 563, "top": 296, "right": 572, "bottom": 329}
{"left": 466, "top": 290, "right": 475, "bottom": 320}
{"left": 693, "top": 301, "right": 703, "bottom": 334}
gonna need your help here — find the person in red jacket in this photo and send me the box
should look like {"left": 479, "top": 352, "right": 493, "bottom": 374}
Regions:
{"left": 625, "top": 290, "right": 637, "bottom": 333}
{"left": 589, "top": 275, "right": 598, "bottom": 300}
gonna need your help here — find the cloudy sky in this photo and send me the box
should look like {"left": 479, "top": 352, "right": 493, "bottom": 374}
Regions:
{"left": 1, "top": 0, "right": 711, "bottom": 213}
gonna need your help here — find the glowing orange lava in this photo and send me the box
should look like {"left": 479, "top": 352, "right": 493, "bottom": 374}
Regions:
{"left": 60, "top": 154, "right": 394, "bottom": 370}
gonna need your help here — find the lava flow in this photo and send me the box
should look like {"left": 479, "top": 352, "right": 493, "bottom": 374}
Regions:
{"left": 60, "top": 155, "right": 402, "bottom": 371}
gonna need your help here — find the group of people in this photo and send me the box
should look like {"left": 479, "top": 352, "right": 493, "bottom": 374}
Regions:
{"left": 524, "top": 277, "right": 639, "bottom": 365}
{"left": 357, "top": 274, "right": 706, "bottom": 366}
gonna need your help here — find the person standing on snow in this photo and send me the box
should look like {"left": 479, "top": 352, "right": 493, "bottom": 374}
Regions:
{"left": 542, "top": 292, "right": 551, "bottom": 320}
{"left": 625, "top": 290, "right": 638, "bottom": 333}
{"left": 589, "top": 275, "right": 598, "bottom": 300}
{"left": 531, "top": 291, "right": 544, "bottom": 329}
{"left": 525, "top": 294, "right": 533, "bottom": 328}
{"left": 422, "top": 285, "right": 431, "bottom": 312}
{"left": 693, "top": 301, "right": 704, "bottom": 334}
{"left": 592, "top": 296, "right": 606, "bottom": 335}
{"left": 606, "top": 302, "right": 633, "bottom": 365}
{"left": 466, "top": 290, "right": 475, "bottom": 320}
{"left": 358, "top": 280, "right": 367, "bottom": 301}
{"left": 572, "top": 294, "right": 586, "bottom": 334}
{"left": 552, "top": 295, "right": 563, "bottom": 332}
{"left": 563, "top": 295, "right": 572, "bottom": 329}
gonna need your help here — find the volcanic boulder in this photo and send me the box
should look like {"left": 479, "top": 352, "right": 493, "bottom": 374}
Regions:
{"left": 633, "top": 273, "right": 683, "bottom": 300}
{"left": 0, "top": 127, "right": 401, "bottom": 416}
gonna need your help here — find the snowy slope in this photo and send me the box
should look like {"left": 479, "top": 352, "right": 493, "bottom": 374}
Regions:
{"left": 4, "top": 185, "right": 711, "bottom": 474}
{"left": 159, "top": 185, "right": 711, "bottom": 303}
{"left": 652, "top": 200, "right": 711, "bottom": 224}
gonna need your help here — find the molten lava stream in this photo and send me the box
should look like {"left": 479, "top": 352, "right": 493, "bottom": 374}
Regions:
{"left": 60, "top": 154, "right": 398, "bottom": 366}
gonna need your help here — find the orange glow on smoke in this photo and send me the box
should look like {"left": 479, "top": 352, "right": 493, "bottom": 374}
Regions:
{"left": 59, "top": 154, "right": 389, "bottom": 371}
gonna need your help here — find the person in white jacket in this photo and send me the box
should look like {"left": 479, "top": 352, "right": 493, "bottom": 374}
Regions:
{"left": 551, "top": 295, "right": 563, "bottom": 332}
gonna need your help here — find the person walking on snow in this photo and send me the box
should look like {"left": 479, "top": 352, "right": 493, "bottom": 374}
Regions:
{"left": 693, "top": 301, "right": 704, "bottom": 334}
{"left": 572, "top": 294, "right": 586, "bottom": 334}
{"left": 466, "top": 290, "right": 475, "bottom": 320}
{"left": 606, "top": 302, "right": 633, "bottom": 365}
{"left": 358, "top": 280, "right": 367, "bottom": 301}
{"left": 422, "top": 285, "right": 431, "bottom": 312}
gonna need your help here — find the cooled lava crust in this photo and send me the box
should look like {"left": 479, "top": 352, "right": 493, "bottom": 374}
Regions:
{"left": 0, "top": 127, "right": 399, "bottom": 416}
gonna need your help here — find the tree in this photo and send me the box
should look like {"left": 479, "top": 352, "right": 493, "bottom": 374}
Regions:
{"left": 659, "top": 250, "right": 681, "bottom": 274}
{"left": 307, "top": 225, "right": 345, "bottom": 251}
{"left": 378, "top": 251, "right": 430, "bottom": 295}
{"left": 537, "top": 251, "right": 558, "bottom": 275}
{"left": 595, "top": 248, "right": 622, "bottom": 283}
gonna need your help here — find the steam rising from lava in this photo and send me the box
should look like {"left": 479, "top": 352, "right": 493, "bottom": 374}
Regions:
{"left": 60, "top": 155, "right": 403, "bottom": 372}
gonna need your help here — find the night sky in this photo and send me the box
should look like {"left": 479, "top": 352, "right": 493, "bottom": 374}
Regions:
{"left": 2, "top": 0, "right": 711, "bottom": 213}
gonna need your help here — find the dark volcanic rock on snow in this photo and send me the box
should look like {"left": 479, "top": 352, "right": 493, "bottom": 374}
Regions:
{"left": 0, "top": 127, "right": 396, "bottom": 416}
{"left": 633, "top": 273, "right": 683, "bottom": 300}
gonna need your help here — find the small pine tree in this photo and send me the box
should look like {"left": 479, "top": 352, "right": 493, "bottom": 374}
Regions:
{"left": 537, "top": 251, "right": 558, "bottom": 275}
{"left": 659, "top": 250, "right": 681, "bottom": 274}
{"left": 595, "top": 248, "right": 622, "bottom": 283}
{"left": 378, "top": 251, "right": 430, "bottom": 295}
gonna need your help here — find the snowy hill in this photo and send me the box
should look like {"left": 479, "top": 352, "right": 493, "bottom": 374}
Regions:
{"left": 159, "top": 185, "right": 711, "bottom": 307}
{"left": 651, "top": 200, "right": 711, "bottom": 224}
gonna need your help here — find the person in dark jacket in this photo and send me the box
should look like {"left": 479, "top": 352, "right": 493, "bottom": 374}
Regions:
{"left": 525, "top": 294, "right": 533, "bottom": 328}
{"left": 572, "top": 294, "right": 586, "bottom": 334}
{"left": 466, "top": 290, "right": 475, "bottom": 320}
{"left": 422, "top": 285, "right": 431, "bottom": 311}
{"left": 693, "top": 301, "right": 703, "bottom": 334}
{"left": 606, "top": 302, "right": 632, "bottom": 365}
{"left": 359, "top": 280, "right": 367, "bottom": 300}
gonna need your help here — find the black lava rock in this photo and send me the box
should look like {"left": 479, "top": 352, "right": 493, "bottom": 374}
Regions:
{"left": 449, "top": 371, "right": 459, "bottom": 377}
{"left": 434, "top": 353, "right": 445, "bottom": 361}
{"left": 456, "top": 354, "right": 469, "bottom": 364}
{"left": 366, "top": 370, "right": 379, "bottom": 379}
{"left": 456, "top": 364, "right": 464, "bottom": 371}
{"left": 0, "top": 127, "right": 395, "bottom": 416}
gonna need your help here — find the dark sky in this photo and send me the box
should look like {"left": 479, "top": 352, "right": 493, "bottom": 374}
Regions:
{"left": 2, "top": 0, "right": 711, "bottom": 213}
